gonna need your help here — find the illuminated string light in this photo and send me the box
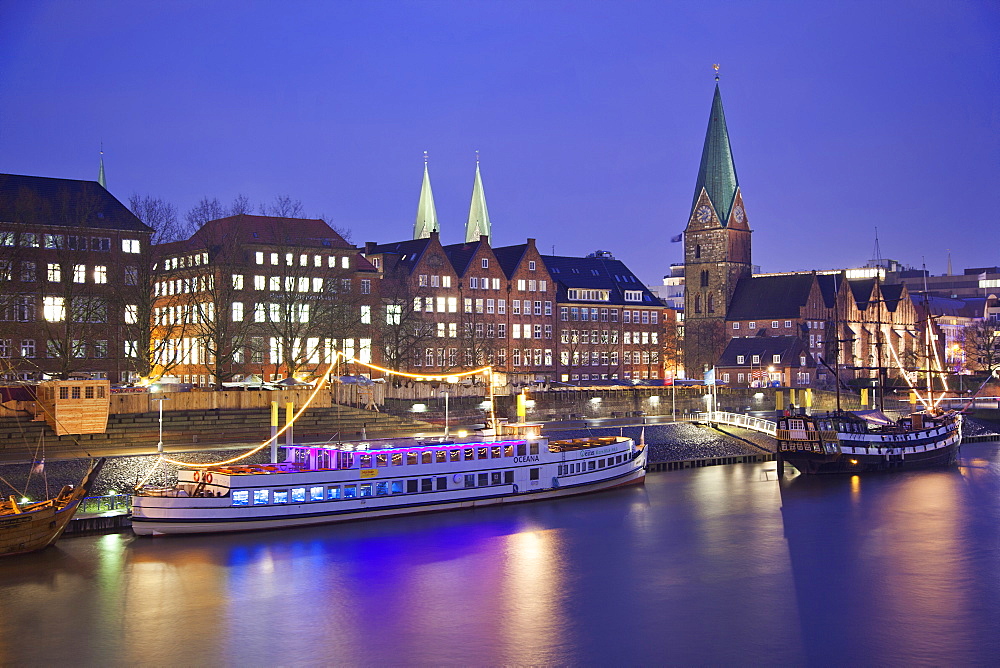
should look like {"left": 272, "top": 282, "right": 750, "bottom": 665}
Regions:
{"left": 135, "top": 351, "right": 496, "bottom": 480}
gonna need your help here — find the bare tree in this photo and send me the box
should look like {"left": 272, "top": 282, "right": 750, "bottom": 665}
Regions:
{"left": 377, "top": 266, "right": 434, "bottom": 372}
{"left": 128, "top": 194, "right": 185, "bottom": 244}
{"left": 961, "top": 320, "right": 1000, "bottom": 376}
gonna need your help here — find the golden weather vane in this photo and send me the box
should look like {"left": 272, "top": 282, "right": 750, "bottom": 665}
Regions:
{"left": 713, "top": 63, "right": 720, "bottom": 81}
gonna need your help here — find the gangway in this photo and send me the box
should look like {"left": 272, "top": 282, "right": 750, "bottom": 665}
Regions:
{"left": 694, "top": 411, "right": 777, "bottom": 436}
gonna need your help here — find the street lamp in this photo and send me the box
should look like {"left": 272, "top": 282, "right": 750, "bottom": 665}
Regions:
{"left": 151, "top": 395, "right": 170, "bottom": 453}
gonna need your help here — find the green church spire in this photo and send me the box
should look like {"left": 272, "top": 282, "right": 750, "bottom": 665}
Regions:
{"left": 692, "top": 82, "right": 739, "bottom": 224}
{"left": 413, "top": 152, "right": 439, "bottom": 239}
{"left": 98, "top": 147, "right": 107, "bottom": 189}
{"left": 465, "top": 152, "right": 491, "bottom": 244}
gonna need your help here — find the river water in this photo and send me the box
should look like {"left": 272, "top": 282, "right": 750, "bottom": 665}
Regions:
{"left": 1, "top": 443, "right": 998, "bottom": 666}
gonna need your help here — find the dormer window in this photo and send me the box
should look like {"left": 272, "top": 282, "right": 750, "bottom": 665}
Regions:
{"left": 737, "top": 355, "right": 745, "bottom": 364}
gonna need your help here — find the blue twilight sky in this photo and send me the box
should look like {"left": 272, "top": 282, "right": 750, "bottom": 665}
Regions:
{"left": 1, "top": 1, "right": 997, "bottom": 285}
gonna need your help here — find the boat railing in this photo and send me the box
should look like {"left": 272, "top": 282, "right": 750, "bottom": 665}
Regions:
{"left": 696, "top": 411, "right": 778, "bottom": 436}
{"left": 79, "top": 494, "right": 130, "bottom": 514}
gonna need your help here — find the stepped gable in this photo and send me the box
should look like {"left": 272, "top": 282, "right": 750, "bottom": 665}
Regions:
{"left": 0, "top": 173, "right": 151, "bottom": 233}
{"left": 717, "top": 336, "right": 812, "bottom": 367}
{"left": 726, "top": 274, "right": 815, "bottom": 321}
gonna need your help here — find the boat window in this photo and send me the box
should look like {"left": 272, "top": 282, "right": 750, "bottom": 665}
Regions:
{"left": 464, "top": 448, "right": 475, "bottom": 461}
{"left": 359, "top": 484, "right": 373, "bottom": 497}
{"left": 529, "top": 443, "right": 539, "bottom": 455}
{"left": 477, "top": 447, "right": 489, "bottom": 460}
{"left": 376, "top": 453, "right": 388, "bottom": 467}
{"left": 422, "top": 451, "right": 433, "bottom": 464}
{"left": 504, "top": 471, "right": 514, "bottom": 484}
{"left": 392, "top": 452, "right": 403, "bottom": 466}
{"left": 464, "top": 474, "right": 475, "bottom": 487}
{"left": 340, "top": 453, "right": 354, "bottom": 469}
{"left": 343, "top": 485, "right": 357, "bottom": 499}
{"left": 359, "top": 454, "right": 372, "bottom": 468}
{"left": 327, "top": 486, "right": 341, "bottom": 500}
{"left": 449, "top": 449, "right": 461, "bottom": 462}
{"left": 516, "top": 443, "right": 527, "bottom": 457}
{"left": 491, "top": 472, "right": 501, "bottom": 485}
{"left": 478, "top": 473, "right": 489, "bottom": 486}
{"left": 436, "top": 477, "right": 447, "bottom": 491}
{"left": 491, "top": 446, "right": 502, "bottom": 458}
{"left": 407, "top": 451, "right": 418, "bottom": 465}
{"left": 85, "top": 386, "right": 94, "bottom": 399}
{"left": 436, "top": 451, "right": 447, "bottom": 463}
{"left": 529, "top": 468, "right": 540, "bottom": 480}
{"left": 375, "top": 482, "right": 389, "bottom": 496}
{"left": 391, "top": 481, "right": 403, "bottom": 494}
{"left": 253, "top": 489, "right": 269, "bottom": 505}
{"left": 504, "top": 445, "right": 514, "bottom": 457}
{"left": 291, "top": 488, "right": 306, "bottom": 503}
{"left": 310, "top": 486, "right": 324, "bottom": 501}
{"left": 407, "top": 480, "right": 418, "bottom": 493}
{"left": 587, "top": 461, "right": 596, "bottom": 471}
{"left": 274, "top": 490, "right": 288, "bottom": 503}
{"left": 598, "top": 459, "right": 605, "bottom": 468}
{"left": 421, "top": 478, "right": 432, "bottom": 492}
{"left": 232, "top": 490, "right": 250, "bottom": 506}
{"left": 97, "top": 386, "right": 105, "bottom": 398}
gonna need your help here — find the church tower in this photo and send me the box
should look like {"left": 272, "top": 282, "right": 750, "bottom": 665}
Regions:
{"left": 683, "top": 74, "right": 752, "bottom": 374}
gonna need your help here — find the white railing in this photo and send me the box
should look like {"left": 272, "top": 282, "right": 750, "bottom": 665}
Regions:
{"left": 695, "top": 411, "right": 777, "bottom": 436}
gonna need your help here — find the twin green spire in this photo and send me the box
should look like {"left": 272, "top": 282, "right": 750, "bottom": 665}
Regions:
{"left": 412, "top": 153, "right": 492, "bottom": 244}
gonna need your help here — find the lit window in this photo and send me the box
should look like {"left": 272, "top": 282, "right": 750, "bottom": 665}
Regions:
{"left": 773, "top": 354, "right": 781, "bottom": 363}
{"left": 125, "top": 304, "right": 138, "bottom": 324}
{"left": 232, "top": 274, "right": 244, "bottom": 289}
{"left": 232, "top": 302, "right": 244, "bottom": 321}
{"left": 122, "top": 239, "right": 140, "bottom": 253}
{"left": 310, "top": 486, "right": 324, "bottom": 501}
{"left": 253, "top": 490, "right": 269, "bottom": 505}
{"left": 93, "top": 265, "right": 107, "bottom": 284}
{"left": 291, "top": 488, "right": 306, "bottom": 503}
{"left": 232, "top": 490, "right": 250, "bottom": 506}
{"left": 273, "top": 490, "right": 288, "bottom": 504}
{"left": 482, "top": 258, "right": 489, "bottom": 268}
{"left": 43, "top": 296, "right": 65, "bottom": 322}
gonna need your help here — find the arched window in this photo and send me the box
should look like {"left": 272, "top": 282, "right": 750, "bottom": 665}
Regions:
{"left": 694, "top": 294, "right": 702, "bottom": 314}
{"left": 695, "top": 244, "right": 701, "bottom": 259}
{"left": 708, "top": 294, "right": 715, "bottom": 313}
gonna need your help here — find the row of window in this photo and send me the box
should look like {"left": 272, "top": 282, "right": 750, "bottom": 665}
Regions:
{"left": 560, "top": 307, "right": 659, "bottom": 324}
{"left": 0, "top": 338, "right": 112, "bottom": 360}
{"left": 735, "top": 353, "right": 807, "bottom": 365}
{"left": 254, "top": 252, "right": 351, "bottom": 270}
{"left": 162, "top": 252, "right": 207, "bottom": 270}
{"left": 0, "top": 261, "right": 125, "bottom": 285}
{"left": 230, "top": 469, "right": 531, "bottom": 507}
{"left": 561, "top": 370, "right": 660, "bottom": 381}
{"left": 560, "top": 330, "right": 659, "bottom": 346}
{"left": 559, "top": 350, "right": 659, "bottom": 367}
{"left": 0, "top": 233, "right": 139, "bottom": 253}
{"left": 162, "top": 336, "right": 373, "bottom": 367}
{"left": 330, "top": 442, "right": 540, "bottom": 468}
{"left": 422, "top": 298, "right": 554, "bottom": 316}
{"left": 414, "top": 347, "right": 555, "bottom": 368}
{"left": 558, "top": 453, "right": 628, "bottom": 476}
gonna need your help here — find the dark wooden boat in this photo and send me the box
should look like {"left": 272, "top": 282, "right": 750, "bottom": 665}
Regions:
{"left": 775, "top": 411, "right": 960, "bottom": 474}
{"left": 0, "top": 458, "right": 106, "bottom": 556}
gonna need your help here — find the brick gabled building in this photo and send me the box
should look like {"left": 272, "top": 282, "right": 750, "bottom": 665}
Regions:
{"left": 0, "top": 173, "right": 153, "bottom": 382}
{"left": 716, "top": 336, "right": 817, "bottom": 388}
{"left": 543, "top": 250, "right": 666, "bottom": 383}
{"left": 492, "top": 239, "right": 557, "bottom": 382}
{"left": 153, "top": 214, "right": 378, "bottom": 386}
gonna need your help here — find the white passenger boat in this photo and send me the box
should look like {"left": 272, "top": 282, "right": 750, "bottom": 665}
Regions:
{"left": 131, "top": 434, "right": 646, "bottom": 536}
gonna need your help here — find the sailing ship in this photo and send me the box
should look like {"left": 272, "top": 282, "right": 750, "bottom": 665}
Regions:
{"left": 132, "top": 433, "right": 647, "bottom": 536}
{"left": 0, "top": 458, "right": 106, "bottom": 556}
{"left": 776, "top": 271, "right": 962, "bottom": 474}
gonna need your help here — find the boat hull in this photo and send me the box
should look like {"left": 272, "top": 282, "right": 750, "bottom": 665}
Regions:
{"left": 780, "top": 440, "right": 959, "bottom": 474}
{"left": 0, "top": 501, "right": 82, "bottom": 556}
{"left": 133, "top": 439, "right": 647, "bottom": 536}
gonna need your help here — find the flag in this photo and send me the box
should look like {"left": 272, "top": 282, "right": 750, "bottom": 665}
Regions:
{"left": 670, "top": 233, "right": 683, "bottom": 243}
{"left": 704, "top": 367, "right": 716, "bottom": 385}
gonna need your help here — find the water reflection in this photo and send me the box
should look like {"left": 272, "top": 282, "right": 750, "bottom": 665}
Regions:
{"left": 1, "top": 445, "right": 997, "bottom": 665}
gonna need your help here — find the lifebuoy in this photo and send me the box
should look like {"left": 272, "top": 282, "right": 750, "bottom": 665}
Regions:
{"left": 204, "top": 472, "right": 213, "bottom": 485}
{"left": 193, "top": 470, "right": 200, "bottom": 482}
